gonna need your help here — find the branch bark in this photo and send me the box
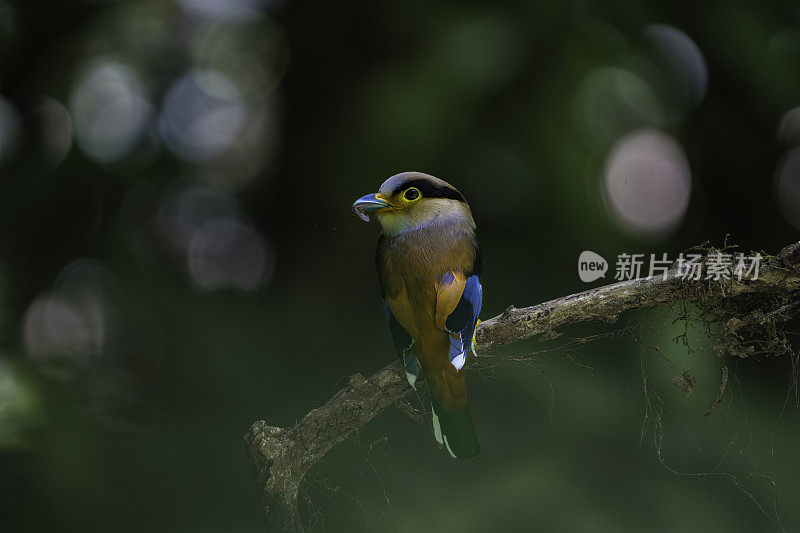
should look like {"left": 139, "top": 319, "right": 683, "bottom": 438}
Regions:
{"left": 245, "top": 242, "right": 800, "bottom": 531}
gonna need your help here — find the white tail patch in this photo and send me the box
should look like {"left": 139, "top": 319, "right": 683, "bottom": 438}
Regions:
{"left": 431, "top": 406, "right": 443, "bottom": 444}
{"left": 442, "top": 435, "right": 457, "bottom": 458}
{"left": 451, "top": 351, "right": 466, "bottom": 371}
{"left": 402, "top": 344, "right": 418, "bottom": 388}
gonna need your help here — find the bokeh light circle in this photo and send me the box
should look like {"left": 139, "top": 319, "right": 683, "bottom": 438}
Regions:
{"left": 159, "top": 70, "right": 247, "bottom": 162}
{"left": 603, "top": 128, "right": 692, "bottom": 237}
{"left": 22, "top": 261, "right": 114, "bottom": 365}
{"left": 70, "top": 59, "right": 153, "bottom": 163}
{"left": 37, "top": 96, "right": 73, "bottom": 169}
{"left": 644, "top": 24, "right": 708, "bottom": 108}
{"left": 575, "top": 66, "right": 664, "bottom": 149}
{"left": 187, "top": 215, "right": 275, "bottom": 291}
{"left": 778, "top": 106, "right": 800, "bottom": 147}
{"left": 776, "top": 146, "right": 800, "bottom": 231}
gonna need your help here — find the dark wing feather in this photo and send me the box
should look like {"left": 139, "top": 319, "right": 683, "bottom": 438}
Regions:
{"left": 383, "top": 301, "right": 418, "bottom": 384}
{"left": 444, "top": 274, "right": 483, "bottom": 359}
{"left": 377, "top": 234, "right": 419, "bottom": 383}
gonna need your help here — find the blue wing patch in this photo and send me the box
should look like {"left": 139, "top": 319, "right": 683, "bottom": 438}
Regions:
{"left": 383, "top": 302, "right": 419, "bottom": 387}
{"left": 444, "top": 274, "right": 483, "bottom": 370}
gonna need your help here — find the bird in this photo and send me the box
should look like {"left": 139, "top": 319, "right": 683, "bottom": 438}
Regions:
{"left": 353, "top": 172, "right": 483, "bottom": 459}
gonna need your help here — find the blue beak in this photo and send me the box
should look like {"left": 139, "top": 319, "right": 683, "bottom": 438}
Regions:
{"left": 353, "top": 193, "right": 391, "bottom": 221}
{"left": 353, "top": 193, "right": 391, "bottom": 212}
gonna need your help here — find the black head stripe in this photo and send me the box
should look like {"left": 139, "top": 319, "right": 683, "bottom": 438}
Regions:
{"left": 391, "top": 179, "right": 465, "bottom": 202}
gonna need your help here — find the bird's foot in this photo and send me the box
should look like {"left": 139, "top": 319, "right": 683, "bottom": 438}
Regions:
{"left": 472, "top": 318, "right": 481, "bottom": 349}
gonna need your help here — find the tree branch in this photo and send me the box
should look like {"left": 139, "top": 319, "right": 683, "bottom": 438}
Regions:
{"left": 245, "top": 242, "right": 800, "bottom": 530}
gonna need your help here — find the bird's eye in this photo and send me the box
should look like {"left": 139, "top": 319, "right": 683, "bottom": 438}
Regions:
{"left": 403, "top": 187, "right": 421, "bottom": 201}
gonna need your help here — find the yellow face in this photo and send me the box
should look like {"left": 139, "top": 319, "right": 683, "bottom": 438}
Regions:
{"left": 376, "top": 192, "right": 470, "bottom": 236}
{"left": 352, "top": 185, "right": 424, "bottom": 221}
{"left": 373, "top": 186, "right": 422, "bottom": 212}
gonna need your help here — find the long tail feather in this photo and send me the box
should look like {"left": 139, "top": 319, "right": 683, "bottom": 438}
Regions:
{"left": 430, "top": 393, "right": 480, "bottom": 459}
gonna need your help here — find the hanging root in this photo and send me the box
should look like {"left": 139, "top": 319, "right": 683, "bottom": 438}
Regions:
{"left": 704, "top": 360, "right": 729, "bottom": 417}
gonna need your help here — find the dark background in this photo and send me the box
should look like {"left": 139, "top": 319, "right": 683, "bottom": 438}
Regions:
{"left": 1, "top": 0, "right": 799, "bottom": 531}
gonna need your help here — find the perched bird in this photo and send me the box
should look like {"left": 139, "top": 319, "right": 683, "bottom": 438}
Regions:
{"left": 353, "top": 172, "right": 483, "bottom": 459}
